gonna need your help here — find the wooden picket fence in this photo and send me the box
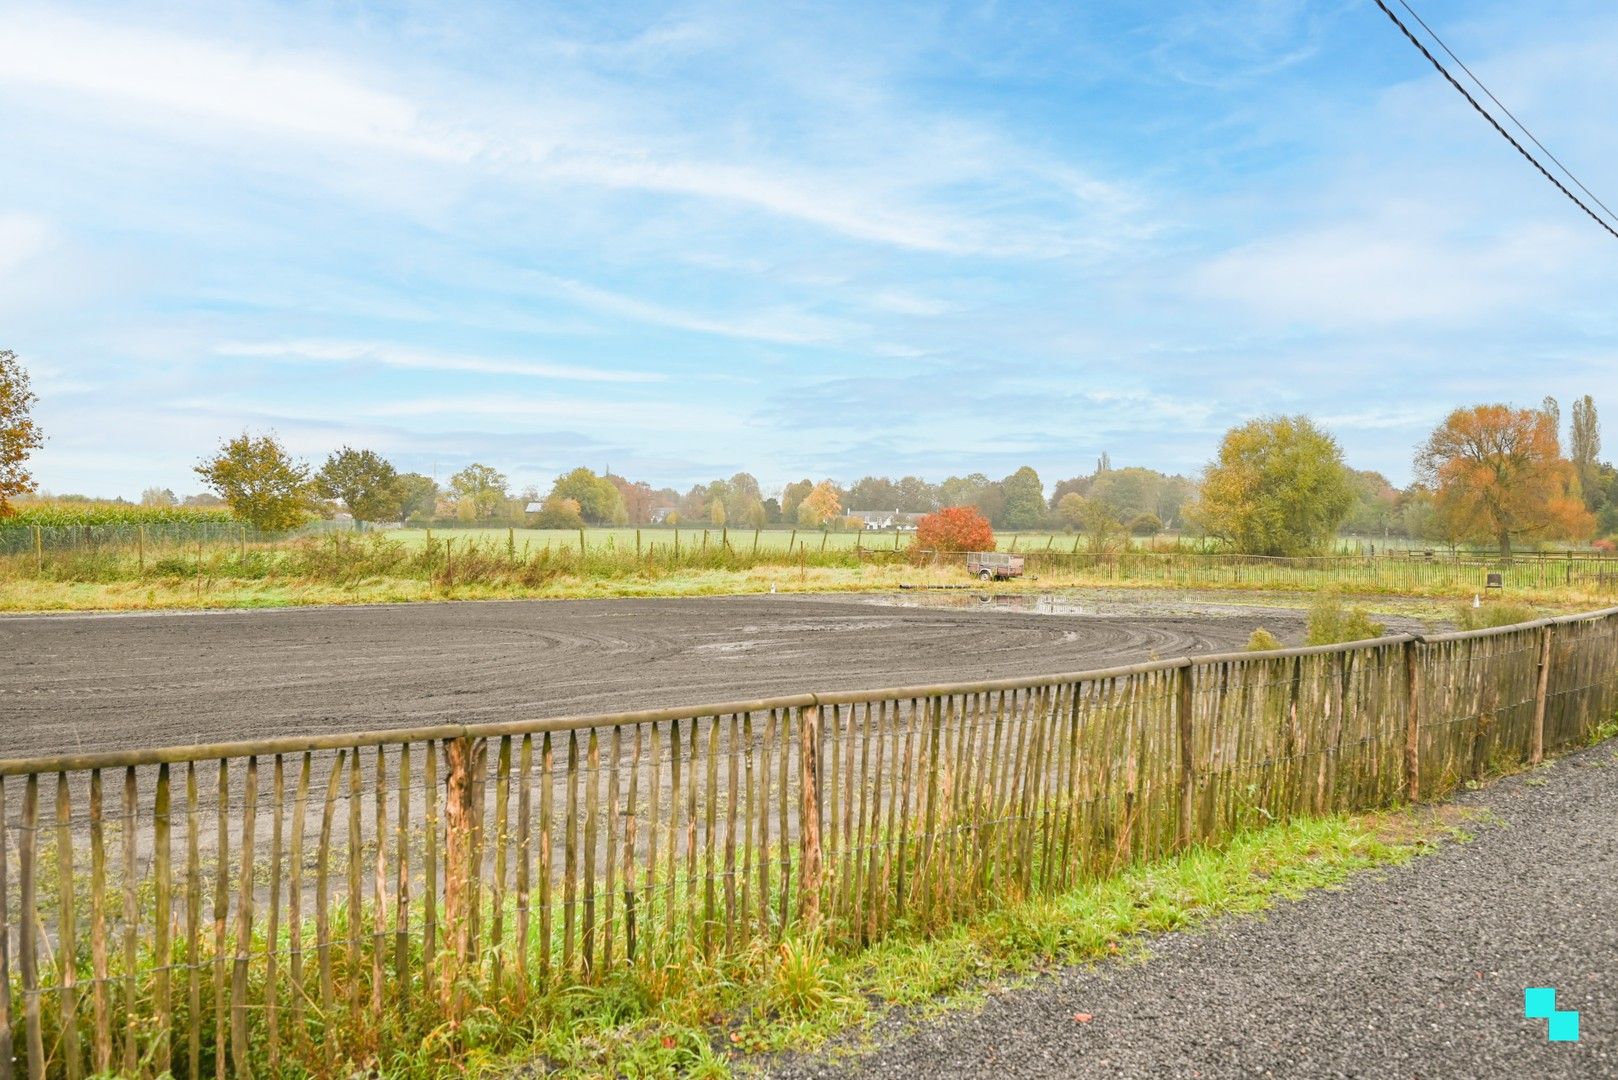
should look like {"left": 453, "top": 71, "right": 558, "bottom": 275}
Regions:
{"left": 3, "top": 607, "right": 1617, "bottom": 1078}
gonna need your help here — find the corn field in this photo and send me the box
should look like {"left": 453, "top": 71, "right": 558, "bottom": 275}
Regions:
{"left": 2, "top": 607, "right": 1616, "bottom": 1077}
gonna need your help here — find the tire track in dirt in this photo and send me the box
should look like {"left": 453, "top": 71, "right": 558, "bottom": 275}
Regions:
{"left": 0, "top": 593, "right": 1312, "bottom": 759}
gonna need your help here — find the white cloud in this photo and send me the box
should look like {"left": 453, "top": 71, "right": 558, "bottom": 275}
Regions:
{"left": 535, "top": 276, "right": 857, "bottom": 346}
{"left": 0, "top": 11, "right": 474, "bottom": 161}
{"left": 215, "top": 339, "right": 663, "bottom": 383}
{"left": 1190, "top": 217, "right": 1580, "bottom": 327}
{"left": 0, "top": 9, "right": 1142, "bottom": 258}
{"left": 0, "top": 213, "right": 53, "bottom": 277}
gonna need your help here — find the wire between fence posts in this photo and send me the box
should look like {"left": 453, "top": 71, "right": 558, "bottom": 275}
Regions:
{"left": 1531, "top": 623, "right": 1553, "bottom": 765}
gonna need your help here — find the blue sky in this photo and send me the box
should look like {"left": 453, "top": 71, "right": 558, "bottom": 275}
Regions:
{"left": 4, "top": 0, "right": 1617, "bottom": 499}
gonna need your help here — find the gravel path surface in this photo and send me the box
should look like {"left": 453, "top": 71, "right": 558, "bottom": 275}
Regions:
{"left": 0, "top": 592, "right": 1333, "bottom": 758}
{"left": 767, "top": 741, "right": 1618, "bottom": 1080}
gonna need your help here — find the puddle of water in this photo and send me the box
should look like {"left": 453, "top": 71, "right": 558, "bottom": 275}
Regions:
{"left": 853, "top": 590, "right": 1299, "bottom": 620}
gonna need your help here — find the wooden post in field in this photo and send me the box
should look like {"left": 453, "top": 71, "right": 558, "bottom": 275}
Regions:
{"left": 1404, "top": 639, "right": 1421, "bottom": 801}
{"left": 752, "top": 528, "right": 760, "bottom": 554}
{"left": 239, "top": 526, "right": 247, "bottom": 563}
{"left": 138, "top": 526, "right": 146, "bottom": 573}
{"left": 721, "top": 526, "right": 728, "bottom": 550}
{"left": 578, "top": 528, "right": 586, "bottom": 558}
{"left": 1531, "top": 624, "right": 1553, "bottom": 764}
{"left": 798, "top": 704, "right": 823, "bottom": 931}
{"left": 442, "top": 737, "right": 474, "bottom": 1011}
{"left": 788, "top": 528, "right": 797, "bottom": 552}
{"left": 819, "top": 531, "right": 827, "bottom": 553}
{"left": 33, "top": 526, "right": 42, "bottom": 574}
{"left": 1176, "top": 663, "right": 1195, "bottom": 847}
{"left": 636, "top": 529, "right": 642, "bottom": 560}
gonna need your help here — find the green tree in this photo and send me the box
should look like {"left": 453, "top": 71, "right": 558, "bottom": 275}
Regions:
{"left": 194, "top": 432, "right": 313, "bottom": 531}
{"left": 550, "top": 467, "right": 627, "bottom": 524}
{"left": 709, "top": 497, "right": 727, "bottom": 526}
{"left": 744, "top": 498, "right": 767, "bottom": 529}
{"left": 999, "top": 466, "right": 1046, "bottom": 530}
{"left": 723, "top": 472, "right": 762, "bottom": 520}
{"left": 140, "top": 487, "right": 178, "bottom": 507}
{"left": 1055, "top": 491, "right": 1088, "bottom": 529}
{"left": 780, "top": 479, "right": 815, "bottom": 522}
{"left": 0, "top": 349, "right": 44, "bottom": 516}
{"left": 448, "top": 463, "right": 508, "bottom": 521}
{"left": 395, "top": 473, "right": 439, "bottom": 522}
{"left": 1194, "top": 415, "right": 1354, "bottom": 556}
{"left": 314, "top": 446, "right": 402, "bottom": 524}
{"left": 530, "top": 495, "right": 585, "bottom": 529}
{"left": 1571, "top": 395, "right": 1600, "bottom": 502}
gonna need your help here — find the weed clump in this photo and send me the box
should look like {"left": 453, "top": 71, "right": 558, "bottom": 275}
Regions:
{"left": 1454, "top": 600, "right": 1538, "bottom": 631}
{"left": 1246, "top": 628, "right": 1284, "bottom": 652}
{"left": 1305, "top": 591, "right": 1386, "bottom": 645}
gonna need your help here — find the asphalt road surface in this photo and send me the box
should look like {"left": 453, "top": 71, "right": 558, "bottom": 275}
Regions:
{"left": 0, "top": 592, "right": 1319, "bottom": 759}
{"left": 767, "top": 739, "right": 1618, "bottom": 1080}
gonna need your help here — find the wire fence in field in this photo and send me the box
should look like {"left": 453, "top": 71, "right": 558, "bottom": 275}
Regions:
{"left": 2, "top": 608, "right": 1617, "bottom": 1077}
{"left": 1016, "top": 549, "right": 1618, "bottom": 595}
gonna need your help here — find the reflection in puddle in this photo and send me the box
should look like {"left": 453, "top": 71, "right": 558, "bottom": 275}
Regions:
{"left": 854, "top": 590, "right": 1295, "bottom": 620}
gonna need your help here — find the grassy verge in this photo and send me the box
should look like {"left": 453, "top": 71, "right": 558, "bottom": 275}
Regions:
{"left": 437, "top": 808, "right": 1464, "bottom": 1079}
{"left": 1, "top": 561, "right": 1608, "bottom": 615}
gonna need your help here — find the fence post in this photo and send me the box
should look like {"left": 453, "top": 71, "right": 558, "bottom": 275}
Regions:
{"left": 1176, "top": 663, "right": 1195, "bottom": 847}
{"left": 1404, "top": 639, "right": 1421, "bottom": 802}
{"left": 798, "top": 702, "right": 823, "bottom": 931}
{"left": 441, "top": 736, "right": 474, "bottom": 1010}
{"left": 1531, "top": 623, "right": 1553, "bottom": 764}
{"left": 33, "top": 526, "right": 42, "bottom": 574}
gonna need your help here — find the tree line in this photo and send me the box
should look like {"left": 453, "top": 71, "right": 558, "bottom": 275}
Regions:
{"left": 0, "top": 350, "right": 1611, "bottom": 557}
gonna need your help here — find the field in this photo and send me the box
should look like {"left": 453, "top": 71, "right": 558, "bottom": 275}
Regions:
{"left": 5, "top": 520, "right": 1618, "bottom": 614}
{"left": 0, "top": 591, "right": 1347, "bottom": 756}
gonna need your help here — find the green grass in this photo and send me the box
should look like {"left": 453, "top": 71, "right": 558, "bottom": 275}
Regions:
{"left": 431, "top": 808, "right": 1460, "bottom": 1078}
{"left": 4, "top": 524, "right": 1614, "bottom": 614}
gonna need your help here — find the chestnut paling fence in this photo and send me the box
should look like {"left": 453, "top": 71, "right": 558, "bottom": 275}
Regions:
{"left": 3, "top": 609, "right": 1617, "bottom": 1078}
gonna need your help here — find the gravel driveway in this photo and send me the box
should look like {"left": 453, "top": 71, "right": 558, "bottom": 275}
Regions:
{"left": 767, "top": 740, "right": 1618, "bottom": 1080}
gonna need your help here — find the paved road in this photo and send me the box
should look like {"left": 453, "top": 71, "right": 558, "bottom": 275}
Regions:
{"left": 769, "top": 740, "right": 1618, "bottom": 1080}
{"left": 0, "top": 592, "right": 1314, "bottom": 759}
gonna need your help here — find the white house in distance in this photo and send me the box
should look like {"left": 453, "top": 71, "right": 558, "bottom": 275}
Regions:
{"left": 846, "top": 509, "right": 924, "bottom": 531}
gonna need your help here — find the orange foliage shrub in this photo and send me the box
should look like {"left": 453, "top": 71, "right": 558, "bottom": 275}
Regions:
{"left": 915, "top": 505, "right": 995, "bottom": 552}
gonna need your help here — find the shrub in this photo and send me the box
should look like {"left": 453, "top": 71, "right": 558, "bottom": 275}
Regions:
{"left": 1454, "top": 601, "right": 1538, "bottom": 631}
{"left": 529, "top": 495, "right": 586, "bottom": 530}
{"left": 915, "top": 505, "right": 994, "bottom": 553}
{"left": 1246, "top": 627, "right": 1283, "bottom": 651}
{"left": 1305, "top": 591, "right": 1386, "bottom": 645}
{"left": 1129, "top": 512, "right": 1164, "bottom": 537}
{"left": 8, "top": 500, "right": 237, "bottom": 526}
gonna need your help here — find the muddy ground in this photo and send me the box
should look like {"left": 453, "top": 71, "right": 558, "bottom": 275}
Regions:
{"left": 0, "top": 591, "right": 1364, "bottom": 760}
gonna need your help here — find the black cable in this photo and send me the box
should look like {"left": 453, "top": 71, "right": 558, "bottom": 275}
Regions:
{"left": 1394, "top": 0, "right": 1618, "bottom": 228}
{"left": 1370, "top": 0, "right": 1618, "bottom": 242}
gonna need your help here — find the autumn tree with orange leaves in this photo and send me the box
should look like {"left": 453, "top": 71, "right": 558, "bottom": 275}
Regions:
{"left": 916, "top": 506, "right": 995, "bottom": 552}
{"left": 1415, "top": 404, "right": 1593, "bottom": 561}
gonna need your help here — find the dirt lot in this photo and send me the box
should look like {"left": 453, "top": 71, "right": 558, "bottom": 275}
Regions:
{"left": 0, "top": 591, "right": 1332, "bottom": 760}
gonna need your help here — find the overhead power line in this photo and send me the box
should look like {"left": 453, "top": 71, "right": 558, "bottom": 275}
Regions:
{"left": 1370, "top": 0, "right": 1618, "bottom": 242}
{"left": 1392, "top": 0, "right": 1618, "bottom": 228}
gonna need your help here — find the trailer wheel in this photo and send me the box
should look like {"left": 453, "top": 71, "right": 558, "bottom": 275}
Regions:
{"left": 978, "top": 569, "right": 992, "bottom": 581}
